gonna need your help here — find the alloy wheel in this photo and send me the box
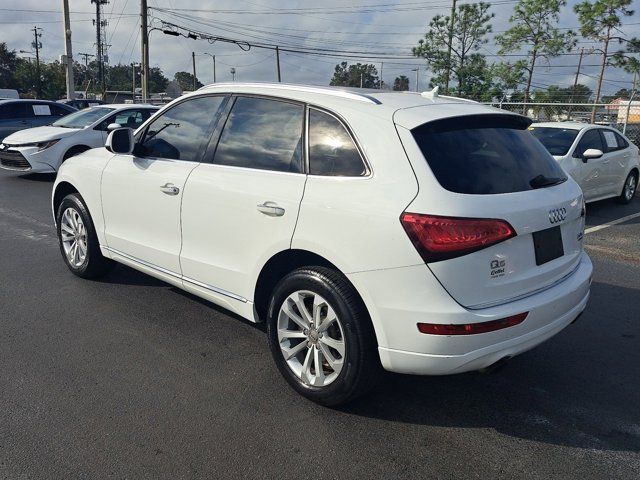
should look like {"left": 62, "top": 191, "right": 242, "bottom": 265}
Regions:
{"left": 60, "top": 207, "right": 88, "bottom": 268}
{"left": 625, "top": 175, "right": 637, "bottom": 201}
{"left": 277, "top": 290, "right": 346, "bottom": 387}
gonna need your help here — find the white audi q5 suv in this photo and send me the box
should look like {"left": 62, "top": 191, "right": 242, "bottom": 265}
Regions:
{"left": 52, "top": 83, "right": 592, "bottom": 405}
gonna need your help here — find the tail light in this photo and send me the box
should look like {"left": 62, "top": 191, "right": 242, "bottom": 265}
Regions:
{"left": 418, "top": 312, "right": 528, "bottom": 335}
{"left": 400, "top": 213, "right": 516, "bottom": 263}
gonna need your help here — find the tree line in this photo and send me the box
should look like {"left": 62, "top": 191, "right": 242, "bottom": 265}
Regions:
{"left": 330, "top": 0, "right": 638, "bottom": 110}
{"left": 0, "top": 42, "right": 204, "bottom": 99}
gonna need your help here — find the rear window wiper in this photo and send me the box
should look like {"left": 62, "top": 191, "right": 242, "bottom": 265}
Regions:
{"left": 529, "top": 174, "right": 567, "bottom": 189}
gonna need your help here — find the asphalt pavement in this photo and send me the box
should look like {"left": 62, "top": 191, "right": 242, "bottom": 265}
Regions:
{"left": 0, "top": 170, "right": 639, "bottom": 479}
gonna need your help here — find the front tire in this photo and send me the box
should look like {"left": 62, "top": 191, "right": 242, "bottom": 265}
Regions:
{"left": 617, "top": 171, "right": 637, "bottom": 204}
{"left": 267, "top": 267, "right": 379, "bottom": 407}
{"left": 56, "top": 193, "right": 114, "bottom": 278}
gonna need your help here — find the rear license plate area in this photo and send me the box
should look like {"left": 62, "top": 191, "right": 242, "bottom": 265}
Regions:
{"left": 532, "top": 226, "right": 564, "bottom": 265}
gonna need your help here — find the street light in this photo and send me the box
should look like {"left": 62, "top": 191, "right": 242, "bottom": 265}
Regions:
{"left": 202, "top": 53, "right": 216, "bottom": 83}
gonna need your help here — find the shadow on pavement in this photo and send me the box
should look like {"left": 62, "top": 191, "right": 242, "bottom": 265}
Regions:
{"left": 17, "top": 173, "right": 57, "bottom": 182}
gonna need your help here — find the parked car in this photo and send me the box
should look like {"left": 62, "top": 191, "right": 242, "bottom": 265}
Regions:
{"left": 52, "top": 84, "right": 592, "bottom": 405}
{"left": 0, "top": 89, "right": 20, "bottom": 100}
{"left": 58, "top": 98, "right": 106, "bottom": 110}
{"left": 0, "top": 104, "right": 158, "bottom": 172}
{"left": 530, "top": 122, "right": 639, "bottom": 204}
{"left": 0, "top": 99, "right": 75, "bottom": 142}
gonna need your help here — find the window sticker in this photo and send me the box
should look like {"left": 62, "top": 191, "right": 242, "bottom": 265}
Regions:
{"left": 602, "top": 131, "right": 617, "bottom": 148}
{"left": 33, "top": 105, "right": 51, "bottom": 116}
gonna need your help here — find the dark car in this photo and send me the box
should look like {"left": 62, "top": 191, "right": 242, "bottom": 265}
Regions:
{"left": 0, "top": 100, "right": 76, "bottom": 142}
{"left": 58, "top": 99, "right": 105, "bottom": 110}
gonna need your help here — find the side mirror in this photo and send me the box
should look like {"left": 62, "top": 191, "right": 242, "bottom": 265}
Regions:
{"left": 582, "top": 148, "right": 603, "bottom": 162}
{"left": 105, "top": 127, "right": 134, "bottom": 154}
{"left": 106, "top": 122, "right": 122, "bottom": 132}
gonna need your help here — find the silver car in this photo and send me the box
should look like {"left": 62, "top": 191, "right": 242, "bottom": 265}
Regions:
{"left": 530, "top": 122, "right": 639, "bottom": 204}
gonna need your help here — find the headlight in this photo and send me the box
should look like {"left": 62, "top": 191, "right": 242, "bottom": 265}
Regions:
{"left": 36, "top": 139, "right": 61, "bottom": 151}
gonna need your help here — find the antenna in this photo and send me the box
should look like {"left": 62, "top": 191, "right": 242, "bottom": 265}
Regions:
{"left": 421, "top": 86, "right": 439, "bottom": 100}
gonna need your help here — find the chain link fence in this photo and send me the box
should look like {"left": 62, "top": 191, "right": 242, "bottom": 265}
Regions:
{"left": 483, "top": 101, "right": 640, "bottom": 145}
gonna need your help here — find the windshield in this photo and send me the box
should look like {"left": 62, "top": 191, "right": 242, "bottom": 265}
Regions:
{"left": 529, "top": 126, "right": 580, "bottom": 156}
{"left": 411, "top": 114, "right": 568, "bottom": 195}
{"left": 52, "top": 107, "right": 115, "bottom": 128}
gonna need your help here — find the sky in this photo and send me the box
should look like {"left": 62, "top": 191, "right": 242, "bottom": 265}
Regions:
{"left": 1, "top": 0, "right": 639, "bottom": 97}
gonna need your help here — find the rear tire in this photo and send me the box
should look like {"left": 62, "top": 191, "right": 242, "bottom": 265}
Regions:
{"left": 617, "top": 171, "right": 637, "bottom": 204}
{"left": 267, "top": 266, "right": 379, "bottom": 407}
{"left": 56, "top": 193, "right": 114, "bottom": 279}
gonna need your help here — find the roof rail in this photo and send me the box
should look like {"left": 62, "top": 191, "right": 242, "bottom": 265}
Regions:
{"left": 198, "top": 82, "right": 381, "bottom": 105}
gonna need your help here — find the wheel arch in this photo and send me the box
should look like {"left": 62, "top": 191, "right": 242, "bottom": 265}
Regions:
{"left": 52, "top": 181, "right": 80, "bottom": 222}
{"left": 253, "top": 249, "right": 375, "bottom": 329}
{"left": 63, "top": 144, "right": 91, "bottom": 160}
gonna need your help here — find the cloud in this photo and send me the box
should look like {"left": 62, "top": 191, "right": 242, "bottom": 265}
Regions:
{"left": 1, "top": 0, "right": 638, "bottom": 95}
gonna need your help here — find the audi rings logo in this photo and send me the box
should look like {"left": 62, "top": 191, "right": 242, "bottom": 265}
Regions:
{"left": 548, "top": 207, "right": 567, "bottom": 224}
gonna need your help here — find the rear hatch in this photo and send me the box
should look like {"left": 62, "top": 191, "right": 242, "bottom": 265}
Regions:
{"left": 396, "top": 110, "right": 585, "bottom": 309}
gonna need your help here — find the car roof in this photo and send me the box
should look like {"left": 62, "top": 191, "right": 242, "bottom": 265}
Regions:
{"left": 84, "top": 103, "right": 159, "bottom": 110}
{"left": 0, "top": 98, "right": 71, "bottom": 105}
{"left": 532, "top": 121, "right": 595, "bottom": 130}
{"left": 192, "top": 82, "right": 513, "bottom": 129}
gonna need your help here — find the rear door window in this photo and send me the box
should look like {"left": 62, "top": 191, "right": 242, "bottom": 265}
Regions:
{"left": 31, "top": 103, "right": 53, "bottom": 116}
{"left": 213, "top": 96, "right": 304, "bottom": 173}
{"left": 574, "top": 129, "right": 604, "bottom": 158}
{"left": 600, "top": 129, "right": 620, "bottom": 152}
{"left": 411, "top": 114, "right": 567, "bottom": 194}
{"left": 308, "top": 108, "right": 366, "bottom": 176}
{"left": 615, "top": 131, "right": 629, "bottom": 149}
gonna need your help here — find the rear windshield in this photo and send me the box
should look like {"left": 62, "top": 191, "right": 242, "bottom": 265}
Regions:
{"left": 529, "top": 126, "right": 579, "bottom": 156}
{"left": 411, "top": 114, "right": 568, "bottom": 195}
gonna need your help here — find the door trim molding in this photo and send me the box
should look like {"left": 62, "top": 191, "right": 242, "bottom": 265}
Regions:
{"left": 103, "top": 246, "right": 248, "bottom": 303}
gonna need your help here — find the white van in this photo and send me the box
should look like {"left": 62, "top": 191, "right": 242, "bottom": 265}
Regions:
{"left": 0, "top": 89, "right": 20, "bottom": 100}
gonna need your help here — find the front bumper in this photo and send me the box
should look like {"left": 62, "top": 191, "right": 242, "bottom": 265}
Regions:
{"left": 347, "top": 252, "right": 592, "bottom": 375}
{"left": 0, "top": 144, "right": 62, "bottom": 173}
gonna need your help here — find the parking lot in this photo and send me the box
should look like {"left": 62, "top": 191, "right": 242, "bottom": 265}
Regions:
{"left": 0, "top": 169, "right": 638, "bottom": 479}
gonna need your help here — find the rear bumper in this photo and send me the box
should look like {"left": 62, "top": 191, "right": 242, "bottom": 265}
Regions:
{"left": 348, "top": 252, "right": 592, "bottom": 375}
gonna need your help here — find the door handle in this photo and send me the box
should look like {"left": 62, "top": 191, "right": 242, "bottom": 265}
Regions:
{"left": 257, "top": 202, "right": 285, "bottom": 217}
{"left": 160, "top": 183, "right": 180, "bottom": 195}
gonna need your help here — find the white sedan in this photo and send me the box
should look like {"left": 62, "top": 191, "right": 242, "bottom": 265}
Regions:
{"left": 0, "top": 104, "right": 158, "bottom": 173}
{"left": 530, "top": 122, "right": 639, "bottom": 204}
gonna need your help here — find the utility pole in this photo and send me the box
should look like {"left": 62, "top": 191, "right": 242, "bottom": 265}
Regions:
{"left": 203, "top": 53, "right": 216, "bottom": 83}
{"left": 79, "top": 52, "right": 94, "bottom": 68}
{"left": 567, "top": 47, "right": 585, "bottom": 120}
{"left": 360, "top": 73, "right": 363, "bottom": 88}
{"left": 444, "top": 0, "right": 457, "bottom": 95}
{"left": 412, "top": 68, "right": 419, "bottom": 92}
{"left": 131, "top": 63, "right": 138, "bottom": 99}
{"left": 275, "top": 46, "right": 281, "bottom": 83}
{"left": 31, "top": 26, "right": 42, "bottom": 98}
{"left": 623, "top": 71, "right": 637, "bottom": 136}
{"left": 91, "top": 0, "right": 108, "bottom": 95}
{"left": 192, "top": 51, "right": 197, "bottom": 90}
{"left": 140, "top": 0, "right": 149, "bottom": 102}
{"left": 62, "top": 0, "right": 75, "bottom": 100}
{"left": 380, "top": 61, "right": 384, "bottom": 89}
